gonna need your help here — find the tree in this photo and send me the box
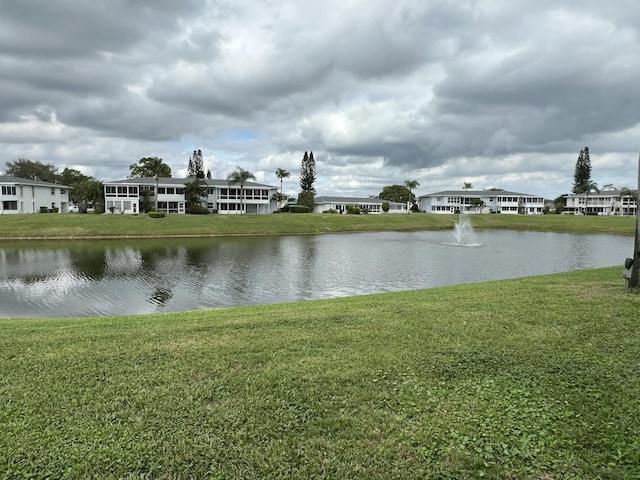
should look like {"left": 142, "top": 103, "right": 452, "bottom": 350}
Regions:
{"left": 129, "top": 157, "right": 171, "bottom": 178}
{"left": 297, "top": 190, "right": 315, "bottom": 210}
{"left": 463, "top": 182, "right": 473, "bottom": 191}
{"left": 227, "top": 166, "right": 256, "bottom": 214}
{"left": 404, "top": 180, "right": 420, "bottom": 213}
{"left": 5, "top": 158, "right": 60, "bottom": 182}
{"left": 471, "top": 198, "right": 485, "bottom": 212}
{"left": 184, "top": 177, "right": 208, "bottom": 210}
{"left": 299, "top": 151, "right": 316, "bottom": 193}
{"left": 61, "top": 168, "right": 90, "bottom": 186}
{"left": 187, "top": 150, "right": 205, "bottom": 179}
{"left": 572, "top": 147, "right": 592, "bottom": 194}
{"left": 71, "top": 179, "right": 103, "bottom": 213}
{"left": 275, "top": 168, "right": 290, "bottom": 195}
{"left": 379, "top": 185, "right": 411, "bottom": 203}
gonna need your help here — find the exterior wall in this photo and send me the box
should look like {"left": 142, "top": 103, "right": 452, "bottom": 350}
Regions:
{"left": 0, "top": 180, "right": 69, "bottom": 214}
{"left": 563, "top": 192, "right": 637, "bottom": 215}
{"left": 104, "top": 179, "right": 277, "bottom": 215}
{"left": 313, "top": 198, "right": 407, "bottom": 214}
{"left": 418, "top": 191, "right": 544, "bottom": 215}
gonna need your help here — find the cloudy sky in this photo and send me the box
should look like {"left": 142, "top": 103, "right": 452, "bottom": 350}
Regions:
{"left": 1, "top": 0, "right": 639, "bottom": 200}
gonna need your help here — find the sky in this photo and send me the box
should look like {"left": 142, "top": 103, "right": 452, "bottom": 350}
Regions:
{"left": 1, "top": 0, "right": 640, "bottom": 200}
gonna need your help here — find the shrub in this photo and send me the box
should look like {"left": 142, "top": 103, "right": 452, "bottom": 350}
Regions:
{"left": 188, "top": 205, "right": 210, "bottom": 215}
{"left": 39, "top": 206, "right": 49, "bottom": 213}
{"left": 347, "top": 205, "right": 361, "bottom": 214}
{"left": 382, "top": 202, "right": 390, "bottom": 213}
{"left": 149, "top": 211, "right": 166, "bottom": 218}
{"left": 289, "top": 205, "right": 312, "bottom": 213}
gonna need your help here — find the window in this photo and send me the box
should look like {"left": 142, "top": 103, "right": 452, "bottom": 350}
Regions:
{"left": 106, "top": 186, "right": 116, "bottom": 195}
{"left": 128, "top": 186, "right": 138, "bottom": 196}
{"left": 117, "top": 186, "right": 128, "bottom": 196}
{"left": 166, "top": 187, "right": 175, "bottom": 195}
{"left": 1, "top": 186, "right": 17, "bottom": 195}
{"left": 2, "top": 201, "right": 17, "bottom": 210}
{"left": 157, "top": 187, "right": 166, "bottom": 194}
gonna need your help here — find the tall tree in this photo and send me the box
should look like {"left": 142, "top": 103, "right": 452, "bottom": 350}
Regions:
{"left": 299, "top": 151, "right": 316, "bottom": 193}
{"left": 379, "top": 185, "right": 411, "bottom": 203}
{"left": 275, "top": 168, "right": 290, "bottom": 195}
{"left": 572, "top": 147, "right": 592, "bottom": 194}
{"left": 129, "top": 157, "right": 171, "bottom": 178}
{"left": 187, "top": 150, "right": 205, "bottom": 178}
{"left": 404, "top": 180, "right": 420, "bottom": 213}
{"left": 227, "top": 166, "right": 256, "bottom": 214}
{"left": 463, "top": 182, "right": 473, "bottom": 191}
{"left": 5, "top": 158, "right": 60, "bottom": 182}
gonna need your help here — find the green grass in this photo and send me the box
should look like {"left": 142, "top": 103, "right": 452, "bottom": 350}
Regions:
{"left": 0, "top": 212, "right": 636, "bottom": 239}
{"left": 2, "top": 267, "right": 639, "bottom": 479}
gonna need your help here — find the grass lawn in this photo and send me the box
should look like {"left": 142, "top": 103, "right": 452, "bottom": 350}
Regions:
{"left": 0, "top": 211, "right": 636, "bottom": 239}
{"left": 1, "top": 267, "right": 639, "bottom": 479}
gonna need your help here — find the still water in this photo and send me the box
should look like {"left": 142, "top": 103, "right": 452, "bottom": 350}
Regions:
{"left": 0, "top": 230, "right": 632, "bottom": 318}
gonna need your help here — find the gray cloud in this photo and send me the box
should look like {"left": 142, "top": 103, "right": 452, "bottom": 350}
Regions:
{"left": 1, "top": 0, "right": 640, "bottom": 200}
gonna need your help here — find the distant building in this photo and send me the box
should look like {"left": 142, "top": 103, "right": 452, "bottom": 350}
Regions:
{"left": 313, "top": 196, "right": 407, "bottom": 214}
{"left": 0, "top": 175, "right": 70, "bottom": 214}
{"left": 418, "top": 190, "right": 545, "bottom": 214}
{"left": 103, "top": 177, "right": 278, "bottom": 214}
{"left": 562, "top": 190, "right": 637, "bottom": 215}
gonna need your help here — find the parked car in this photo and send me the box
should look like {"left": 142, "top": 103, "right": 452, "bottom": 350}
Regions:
{"left": 68, "top": 205, "right": 79, "bottom": 213}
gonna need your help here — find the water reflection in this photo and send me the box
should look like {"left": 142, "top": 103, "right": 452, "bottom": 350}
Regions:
{"left": 0, "top": 231, "right": 632, "bottom": 318}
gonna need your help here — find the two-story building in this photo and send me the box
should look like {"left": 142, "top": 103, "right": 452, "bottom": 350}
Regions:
{"left": 562, "top": 190, "right": 638, "bottom": 215}
{"left": 103, "top": 177, "right": 278, "bottom": 214}
{"left": 0, "top": 176, "right": 70, "bottom": 214}
{"left": 418, "top": 190, "right": 545, "bottom": 214}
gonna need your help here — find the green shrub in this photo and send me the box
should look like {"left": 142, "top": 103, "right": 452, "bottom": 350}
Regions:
{"left": 188, "top": 205, "right": 210, "bottom": 215}
{"left": 289, "top": 205, "right": 312, "bottom": 213}
{"left": 382, "top": 202, "right": 390, "bottom": 213}
{"left": 148, "top": 211, "right": 166, "bottom": 218}
{"left": 347, "top": 205, "right": 361, "bottom": 214}
{"left": 39, "top": 206, "right": 49, "bottom": 213}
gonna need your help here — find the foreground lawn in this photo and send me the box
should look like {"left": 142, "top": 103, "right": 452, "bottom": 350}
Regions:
{"left": 1, "top": 267, "right": 639, "bottom": 479}
{"left": 0, "top": 212, "right": 636, "bottom": 239}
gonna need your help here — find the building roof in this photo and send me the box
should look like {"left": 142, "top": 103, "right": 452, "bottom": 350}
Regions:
{"left": 0, "top": 175, "right": 68, "bottom": 188}
{"left": 315, "top": 196, "right": 404, "bottom": 205}
{"left": 105, "top": 177, "right": 276, "bottom": 189}
{"left": 419, "top": 190, "right": 542, "bottom": 198}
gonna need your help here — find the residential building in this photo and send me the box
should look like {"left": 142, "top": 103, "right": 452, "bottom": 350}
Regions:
{"left": 418, "top": 190, "right": 545, "bottom": 214}
{"left": 562, "top": 190, "right": 637, "bottom": 215}
{"left": 313, "top": 196, "right": 408, "bottom": 214}
{"left": 103, "top": 177, "right": 278, "bottom": 214}
{"left": 0, "top": 175, "right": 70, "bottom": 214}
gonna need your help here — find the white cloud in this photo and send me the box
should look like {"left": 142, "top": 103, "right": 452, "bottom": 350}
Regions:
{"left": 1, "top": 0, "right": 639, "bottom": 200}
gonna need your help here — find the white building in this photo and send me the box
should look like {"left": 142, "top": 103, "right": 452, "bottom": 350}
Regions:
{"left": 313, "top": 196, "right": 408, "bottom": 214}
{"left": 104, "top": 177, "right": 278, "bottom": 214}
{"left": 0, "top": 175, "right": 70, "bottom": 214}
{"left": 563, "top": 190, "right": 637, "bottom": 215}
{"left": 418, "top": 190, "right": 545, "bottom": 214}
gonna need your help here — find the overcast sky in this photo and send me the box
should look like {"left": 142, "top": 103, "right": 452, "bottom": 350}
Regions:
{"left": 1, "top": 0, "right": 639, "bottom": 200}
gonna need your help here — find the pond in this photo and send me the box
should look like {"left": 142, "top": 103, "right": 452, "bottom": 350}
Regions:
{"left": 0, "top": 230, "right": 632, "bottom": 318}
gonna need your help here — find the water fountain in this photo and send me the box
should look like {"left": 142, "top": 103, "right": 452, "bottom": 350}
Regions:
{"left": 445, "top": 214, "right": 482, "bottom": 247}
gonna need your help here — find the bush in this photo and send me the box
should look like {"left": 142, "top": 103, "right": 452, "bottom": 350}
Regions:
{"left": 148, "top": 211, "right": 166, "bottom": 218}
{"left": 39, "top": 206, "right": 49, "bottom": 213}
{"left": 347, "top": 205, "right": 361, "bottom": 214}
{"left": 188, "top": 205, "right": 210, "bottom": 215}
{"left": 382, "top": 202, "right": 390, "bottom": 213}
{"left": 289, "top": 205, "right": 312, "bottom": 213}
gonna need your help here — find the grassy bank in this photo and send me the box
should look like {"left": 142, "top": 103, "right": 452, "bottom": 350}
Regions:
{"left": 0, "top": 212, "right": 636, "bottom": 239}
{"left": 2, "top": 267, "right": 639, "bottom": 479}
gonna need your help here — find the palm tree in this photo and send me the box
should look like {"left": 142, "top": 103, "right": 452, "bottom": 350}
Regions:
{"left": 404, "top": 180, "right": 420, "bottom": 213}
{"left": 275, "top": 168, "right": 290, "bottom": 195}
{"left": 227, "top": 166, "right": 256, "bottom": 214}
{"left": 463, "top": 182, "right": 473, "bottom": 191}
